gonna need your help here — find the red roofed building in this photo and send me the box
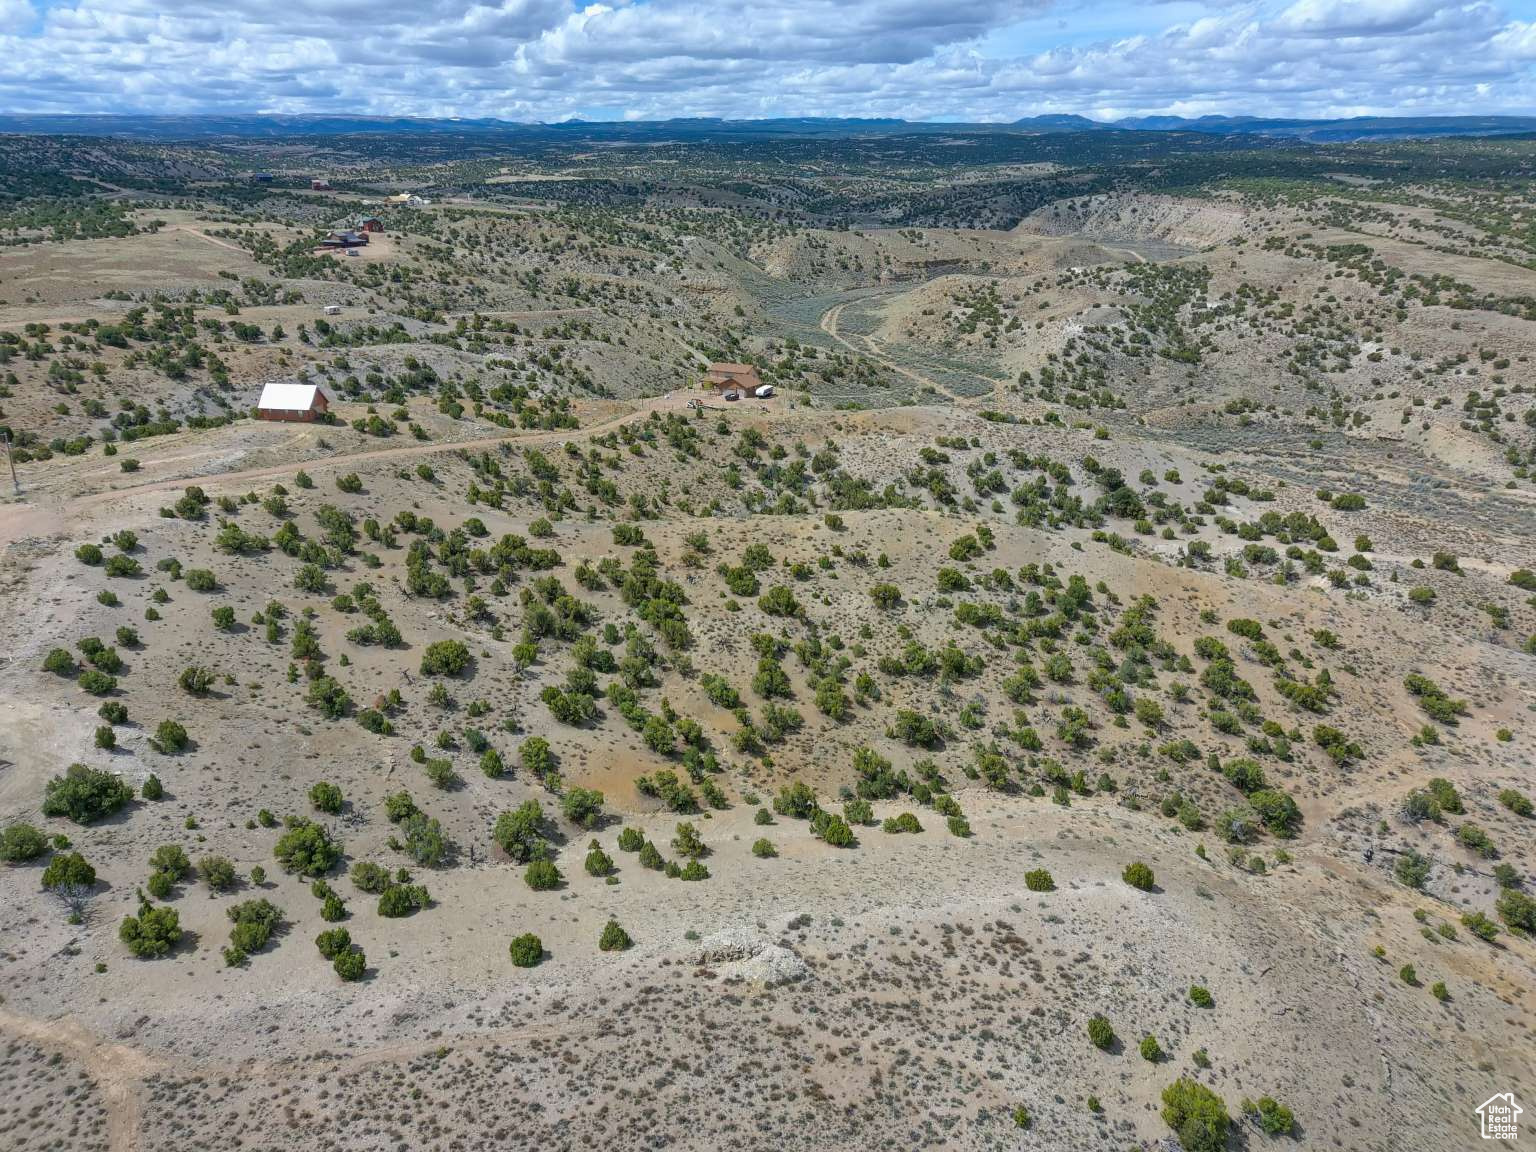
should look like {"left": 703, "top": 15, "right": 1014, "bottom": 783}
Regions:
{"left": 702, "top": 362, "right": 763, "bottom": 396}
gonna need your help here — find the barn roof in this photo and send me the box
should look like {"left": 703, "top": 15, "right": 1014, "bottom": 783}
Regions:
{"left": 257, "top": 382, "right": 325, "bottom": 412}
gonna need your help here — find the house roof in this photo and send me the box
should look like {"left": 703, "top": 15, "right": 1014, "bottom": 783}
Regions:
{"left": 257, "top": 382, "right": 325, "bottom": 412}
{"left": 707, "top": 362, "right": 758, "bottom": 376}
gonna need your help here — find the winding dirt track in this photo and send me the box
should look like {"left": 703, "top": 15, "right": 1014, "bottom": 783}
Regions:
{"left": 819, "top": 300, "right": 985, "bottom": 405}
{"left": 63, "top": 402, "right": 661, "bottom": 515}
{"left": 0, "top": 1006, "right": 160, "bottom": 1152}
{"left": 172, "top": 226, "right": 247, "bottom": 254}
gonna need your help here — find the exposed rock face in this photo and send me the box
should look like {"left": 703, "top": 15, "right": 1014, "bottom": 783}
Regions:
{"left": 1017, "top": 193, "right": 1251, "bottom": 249}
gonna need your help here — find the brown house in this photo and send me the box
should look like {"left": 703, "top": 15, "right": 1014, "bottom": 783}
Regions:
{"left": 256, "top": 382, "right": 329, "bottom": 422}
{"left": 702, "top": 362, "right": 763, "bottom": 396}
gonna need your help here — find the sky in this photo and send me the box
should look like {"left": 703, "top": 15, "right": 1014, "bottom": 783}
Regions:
{"left": 3, "top": 0, "right": 1536, "bottom": 121}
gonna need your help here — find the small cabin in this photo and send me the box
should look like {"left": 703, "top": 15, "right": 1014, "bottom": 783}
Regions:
{"left": 702, "top": 362, "right": 763, "bottom": 396}
{"left": 256, "top": 382, "right": 329, "bottom": 423}
{"left": 358, "top": 216, "right": 384, "bottom": 233}
{"left": 311, "top": 178, "right": 332, "bottom": 191}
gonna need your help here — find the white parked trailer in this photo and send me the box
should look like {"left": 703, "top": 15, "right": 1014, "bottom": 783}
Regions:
{"left": 754, "top": 384, "right": 774, "bottom": 399}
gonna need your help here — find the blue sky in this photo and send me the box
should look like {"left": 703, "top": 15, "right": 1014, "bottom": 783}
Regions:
{"left": 3, "top": 0, "right": 1536, "bottom": 120}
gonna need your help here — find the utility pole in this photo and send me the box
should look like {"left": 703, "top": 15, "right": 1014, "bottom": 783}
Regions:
{"left": 3, "top": 430, "right": 17, "bottom": 496}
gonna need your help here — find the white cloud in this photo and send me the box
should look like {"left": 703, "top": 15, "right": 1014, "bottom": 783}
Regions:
{"left": 0, "top": 0, "right": 37, "bottom": 28}
{"left": 0, "top": 0, "right": 1534, "bottom": 119}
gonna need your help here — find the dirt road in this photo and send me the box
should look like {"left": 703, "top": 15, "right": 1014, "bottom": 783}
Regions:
{"left": 63, "top": 401, "right": 665, "bottom": 515}
{"left": 819, "top": 300, "right": 986, "bottom": 405}
{"left": 172, "top": 226, "right": 248, "bottom": 254}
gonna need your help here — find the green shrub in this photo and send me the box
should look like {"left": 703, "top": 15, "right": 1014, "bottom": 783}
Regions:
{"left": 882, "top": 812, "right": 923, "bottom": 834}
{"left": 178, "top": 665, "right": 215, "bottom": 695}
{"left": 306, "top": 676, "right": 350, "bottom": 720}
{"left": 1161, "top": 1079, "right": 1230, "bottom": 1152}
{"left": 42, "top": 851, "right": 96, "bottom": 890}
{"left": 1140, "top": 1034, "right": 1164, "bottom": 1062}
{"left": 585, "top": 845, "right": 614, "bottom": 877}
{"left": 1462, "top": 910, "right": 1499, "bottom": 943}
{"left": 149, "top": 843, "right": 190, "bottom": 883}
{"left": 1394, "top": 849, "right": 1433, "bottom": 890}
{"left": 1123, "top": 861, "right": 1155, "bottom": 891}
{"left": 146, "top": 870, "right": 174, "bottom": 899}
{"left": 599, "top": 918, "right": 632, "bottom": 951}
{"left": 42, "top": 763, "right": 133, "bottom": 823}
{"left": 401, "top": 813, "right": 450, "bottom": 867}
{"left": 334, "top": 948, "right": 366, "bottom": 980}
{"left": 1, "top": 823, "right": 49, "bottom": 862}
{"left": 377, "top": 884, "right": 429, "bottom": 917}
{"left": 509, "top": 933, "right": 544, "bottom": 967}
{"left": 119, "top": 899, "right": 182, "bottom": 958}
{"left": 315, "top": 927, "right": 351, "bottom": 960}
{"left": 350, "top": 860, "right": 392, "bottom": 893}
{"left": 1251, "top": 1096, "right": 1295, "bottom": 1136}
{"left": 184, "top": 568, "right": 217, "bottom": 592}
{"left": 1024, "top": 868, "right": 1055, "bottom": 892}
{"left": 1497, "top": 888, "right": 1536, "bottom": 932}
{"left": 493, "top": 801, "right": 549, "bottom": 863}
{"left": 151, "top": 720, "right": 189, "bottom": 753}
{"left": 309, "top": 781, "right": 344, "bottom": 814}
{"left": 1499, "top": 789, "right": 1533, "bottom": 818}
{"left": 273, "top": 819, "right": 341, "bottom": 875}
{"left": 77, "top": 669, "right": 117, "bottom": 695}
{"left": 814, "top": 811, "right": 855, "bottom": 847}
{"left": 520, "top": 735, "right": 553, "bottom": 778}
{"left": 757, "top": 585, "right": 799, "bottom": 616}
{"left": 1189, "top": 985, "right": 1214, "bottom": 1008}
{"left": 562, "top": 787, "right": 605, "bottom": 829}
{"left": 671, "top": 821, "right": 706, "bottom": 858}
{"left": 617, "top": 826, "right": 645, "bottom": 852}
{"left": 1087, "top": 1014, "right": 1115, "bottom": 1050}
{"left": 751, "top": 837, "right": 777, "bottom": 858}
{"left": 420, "top": 639, "right": 472, "bottom": 676}
{"left": 43, "top": 647, "right": 76, "bottom": 675}
{"left": 227, "top": 898, "right": 283, "bottom": 956}
{"left": 1456, "top": 822, "right": 1498, "bottom": 859}
{"left": 773, "top": 781, "right": 817, "bottom": 819}
{"left": 843, "top": 798, "right": 873, "bottom": 824}
{"left": 199, "top": 855, "right": 238, "bottom": 891}
{"left": 524, "top": 859, "right": 562, "bottom": 890}
{"left": 141, "top": 773, "right": 163, "bottom": 801}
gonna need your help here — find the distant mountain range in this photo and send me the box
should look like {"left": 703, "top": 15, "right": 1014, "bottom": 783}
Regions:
{"left": 2, "top": 112, "right": 1534, "bottom": 143}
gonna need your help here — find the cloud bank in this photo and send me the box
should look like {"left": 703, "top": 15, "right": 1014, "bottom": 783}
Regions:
{"left": 2, "top": 0, "right": 1535, "bottom": 119}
